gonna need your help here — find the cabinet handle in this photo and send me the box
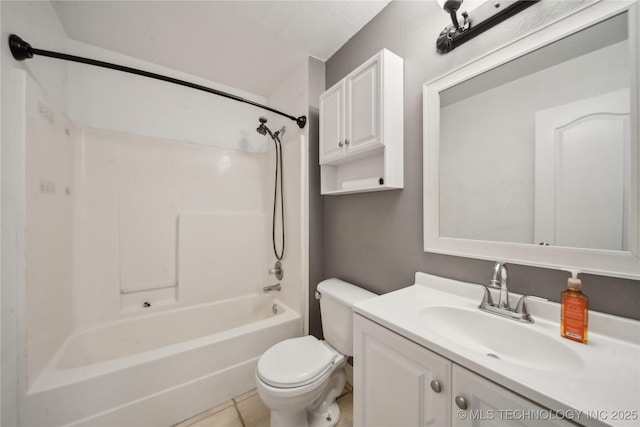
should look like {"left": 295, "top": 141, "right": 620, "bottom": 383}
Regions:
{"left": 345, "top": 139, "right": 350, "bottom": 145}
{"left": 430, "top": 380, "right": 442, "bottom": 393}
{"left": 455, "top": 396, "right": 468, "bottom": 410}
{"left": 338, "top": 141, "right": 344, "bottom": 147}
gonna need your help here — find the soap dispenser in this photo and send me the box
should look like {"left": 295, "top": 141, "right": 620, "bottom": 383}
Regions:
{"left": 560, "top": 269, "right": 588, "bottom": 344}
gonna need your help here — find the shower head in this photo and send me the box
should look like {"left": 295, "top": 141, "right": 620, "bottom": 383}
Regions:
{"left": 256, "top": 116, "right": 268, "bottom": 136}
{"left": 256, "top": 117, "right": 285, "bottom": 143}
{"left": 256, "top": 116, "right": 273, "bottom": 138}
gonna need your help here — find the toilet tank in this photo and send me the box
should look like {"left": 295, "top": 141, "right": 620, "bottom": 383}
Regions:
{"left": 317, "top": 278, "right": 377, "bottom": 356}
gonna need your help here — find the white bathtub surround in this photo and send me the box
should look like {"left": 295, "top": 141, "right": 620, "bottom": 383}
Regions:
{"left": 23, "top": 71, "right": 76, "bottom": 388}
{"left": 72, "top": 127, "right": 268, "bottom": 319}
{"left": 23, "top": 295, "right": 300, "bottom": 426}
{"left": 20, "top": 66, "right": 276, "bottom": 383}
{"left": 17, "top": 56, "right": 307, "bottom": 424}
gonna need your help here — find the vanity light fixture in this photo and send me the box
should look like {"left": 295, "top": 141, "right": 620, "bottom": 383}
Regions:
{"left": 436, "top": 0, "right": 539, "bottom": 54}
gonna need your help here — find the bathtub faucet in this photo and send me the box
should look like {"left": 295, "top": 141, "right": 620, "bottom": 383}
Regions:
{"left": 263, "top": 283, "right": 281, "bottom": 293}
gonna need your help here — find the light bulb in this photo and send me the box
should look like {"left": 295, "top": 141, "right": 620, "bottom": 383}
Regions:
{"left": 437, "top": 0, "right": 463, "bottom": 14}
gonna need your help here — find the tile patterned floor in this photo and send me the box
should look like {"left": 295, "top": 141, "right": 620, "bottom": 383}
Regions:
{"left": 175, "top": 384, "right": 353, "bottom": 427}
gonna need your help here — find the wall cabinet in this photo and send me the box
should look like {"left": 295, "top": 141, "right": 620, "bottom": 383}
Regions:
{"left": 354, "top": 315, "right": 572, "bottom": 427}
{"left": 319, "top": 49, "right": 403, "bottom": 195}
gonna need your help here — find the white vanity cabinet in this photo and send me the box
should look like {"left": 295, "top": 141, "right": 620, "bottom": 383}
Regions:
{"left": 353, "top": 314, "right": 451, "bottom": 426}
{"left": 452, "top": 365, "right": 572, "bottom": 427}
{"left": 354, "top": 314, "right": 573, "bottom": 427}
{"left": 319, "top": 49, "right": 403, "bottom": 195}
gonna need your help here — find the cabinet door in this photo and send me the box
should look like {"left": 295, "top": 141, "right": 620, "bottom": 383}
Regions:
{"left": 354, "top": 315, "right": 451, "bottom": 427}
{"left": 319, "top": 81, "right": 345, "bottom": 164}
{"left": 346, "top": 55, "right": 382, "bottom": 155}
{"left": 452, "top": 365, "right": 573, "bottom": 427}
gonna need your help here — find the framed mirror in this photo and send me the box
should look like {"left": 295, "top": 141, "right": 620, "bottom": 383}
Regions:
{"left": 423, "top": 0, "right": 640, "bottom": 279}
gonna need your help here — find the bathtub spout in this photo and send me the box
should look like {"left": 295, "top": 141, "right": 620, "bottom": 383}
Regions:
{"left": 263, "top": 283, "right": 281, "bottom": 293}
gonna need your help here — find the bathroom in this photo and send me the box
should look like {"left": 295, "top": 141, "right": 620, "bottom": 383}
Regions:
{"left": 1, "top": 0, "right": 639, "bottom": 426}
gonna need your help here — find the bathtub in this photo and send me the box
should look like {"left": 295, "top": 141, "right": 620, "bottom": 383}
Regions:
{"left": 22, "top": 294, "right": 301, "bottom": 426}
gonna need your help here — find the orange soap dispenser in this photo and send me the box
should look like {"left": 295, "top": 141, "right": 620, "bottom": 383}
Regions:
{"left": 561, "top": 269, "right": 588, "bottom": 344}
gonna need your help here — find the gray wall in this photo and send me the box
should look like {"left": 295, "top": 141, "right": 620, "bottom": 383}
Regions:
{"left": 308, "top": 57, "right": 325, "bottom": 339}
{"left": 310, "top": 0, "right": 640, "bottom": 336}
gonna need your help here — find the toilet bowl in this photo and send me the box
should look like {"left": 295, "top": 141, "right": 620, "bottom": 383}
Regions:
{"left": 255, "top": 336, "right": 346, "bottom": 427}
{"left": 255, "top": 279, "right": 376, "bottom": 427}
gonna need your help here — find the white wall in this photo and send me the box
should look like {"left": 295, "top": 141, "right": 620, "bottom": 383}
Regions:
{"left": 67, "top": 40, "right": 270, "bottom": 153}
{"left": 1, "top": 1, "right": 68, "bottom": 107}
{"left": 1, "top": 2, "right": 69, "bottom": 424}
{"left": 440, "top": 40, "right": 629, "bottom": 244}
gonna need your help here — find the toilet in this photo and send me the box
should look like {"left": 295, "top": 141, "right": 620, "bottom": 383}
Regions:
{"left": 255, "top": 278, "right": 376, "bottom": 427}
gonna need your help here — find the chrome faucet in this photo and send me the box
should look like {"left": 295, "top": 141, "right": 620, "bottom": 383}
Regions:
{"left": 490, "top": 261, "right": 510, "bottom": 309}
{"left": 263, "top": 283, "right": 281, "bottom": 293}
{"left": 479, "top": 262, "right": 545, "bottom": 323}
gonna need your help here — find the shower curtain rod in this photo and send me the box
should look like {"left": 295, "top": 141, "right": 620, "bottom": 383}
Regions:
{"left": 8, "top": 34, "right": 307, "bottom": 129}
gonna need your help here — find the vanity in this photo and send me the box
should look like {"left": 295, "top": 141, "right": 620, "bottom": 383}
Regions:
{"left": 353, "top": 273, "right": 640, "bottom": 427}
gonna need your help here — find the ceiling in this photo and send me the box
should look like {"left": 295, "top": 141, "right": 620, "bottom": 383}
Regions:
{"left": 52, "top": 1, "right": 391, "bottom": 97}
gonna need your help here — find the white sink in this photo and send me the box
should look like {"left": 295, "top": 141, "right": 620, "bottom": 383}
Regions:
{"left": 419, "top": 305, "right": 584, "bottom": 372}
{"left": 354, "top": 273, "right": 640, "bottom": 427}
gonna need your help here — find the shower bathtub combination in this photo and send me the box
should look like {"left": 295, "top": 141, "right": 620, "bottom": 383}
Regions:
{"left": 23, "top": 294, "right": 301, "bottom": 426}
{"left": 11, "top": 23, "right": 308, "bottom": 426}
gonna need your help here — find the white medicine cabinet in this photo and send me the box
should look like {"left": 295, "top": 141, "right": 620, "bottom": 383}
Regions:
{"left": 320, "top": 49, "right": 404, "bottom": 195}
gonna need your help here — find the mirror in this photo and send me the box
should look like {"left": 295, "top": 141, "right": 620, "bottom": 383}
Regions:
{"left": 423, "top": 1, "right": 640, "bottom": 279}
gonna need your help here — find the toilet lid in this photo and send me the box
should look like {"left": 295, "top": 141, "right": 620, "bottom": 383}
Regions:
{"left": 257, "top": 336, "right": 338, "bottom": 388}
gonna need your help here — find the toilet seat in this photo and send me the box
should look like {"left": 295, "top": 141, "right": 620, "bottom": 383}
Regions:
{"left": 257, "top": 336, "right": 338, "bottom": 389}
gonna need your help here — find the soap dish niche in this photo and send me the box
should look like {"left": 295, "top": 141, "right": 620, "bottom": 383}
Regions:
{"left": 120, "top": 284, "right": 177, "bottom": 312}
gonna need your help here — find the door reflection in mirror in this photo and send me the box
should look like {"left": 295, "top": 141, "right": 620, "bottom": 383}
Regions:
{"left": 438, "top": 12, "right": 632, "bottom": 251}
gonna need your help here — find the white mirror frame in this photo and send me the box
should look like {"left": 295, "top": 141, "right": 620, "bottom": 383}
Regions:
{"left": 423, "top": 0, "right": 640, "bottom": 280}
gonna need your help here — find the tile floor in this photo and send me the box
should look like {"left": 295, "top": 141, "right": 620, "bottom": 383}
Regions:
{"left": 175, "top": 384, "right": 353, "bottom": 427}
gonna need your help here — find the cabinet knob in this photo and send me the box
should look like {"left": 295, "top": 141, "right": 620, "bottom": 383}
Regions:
{"left": 430, "top": 380, "right": 442, "bottom": 393}
{"left": 455, "top": 396, "right": 468, "bottom": 410}
{"left": 338, "top": 141, "right": 344, "bottom": 147}
{"left": 345, "top": 139, "right": 350, "bottom": 145}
